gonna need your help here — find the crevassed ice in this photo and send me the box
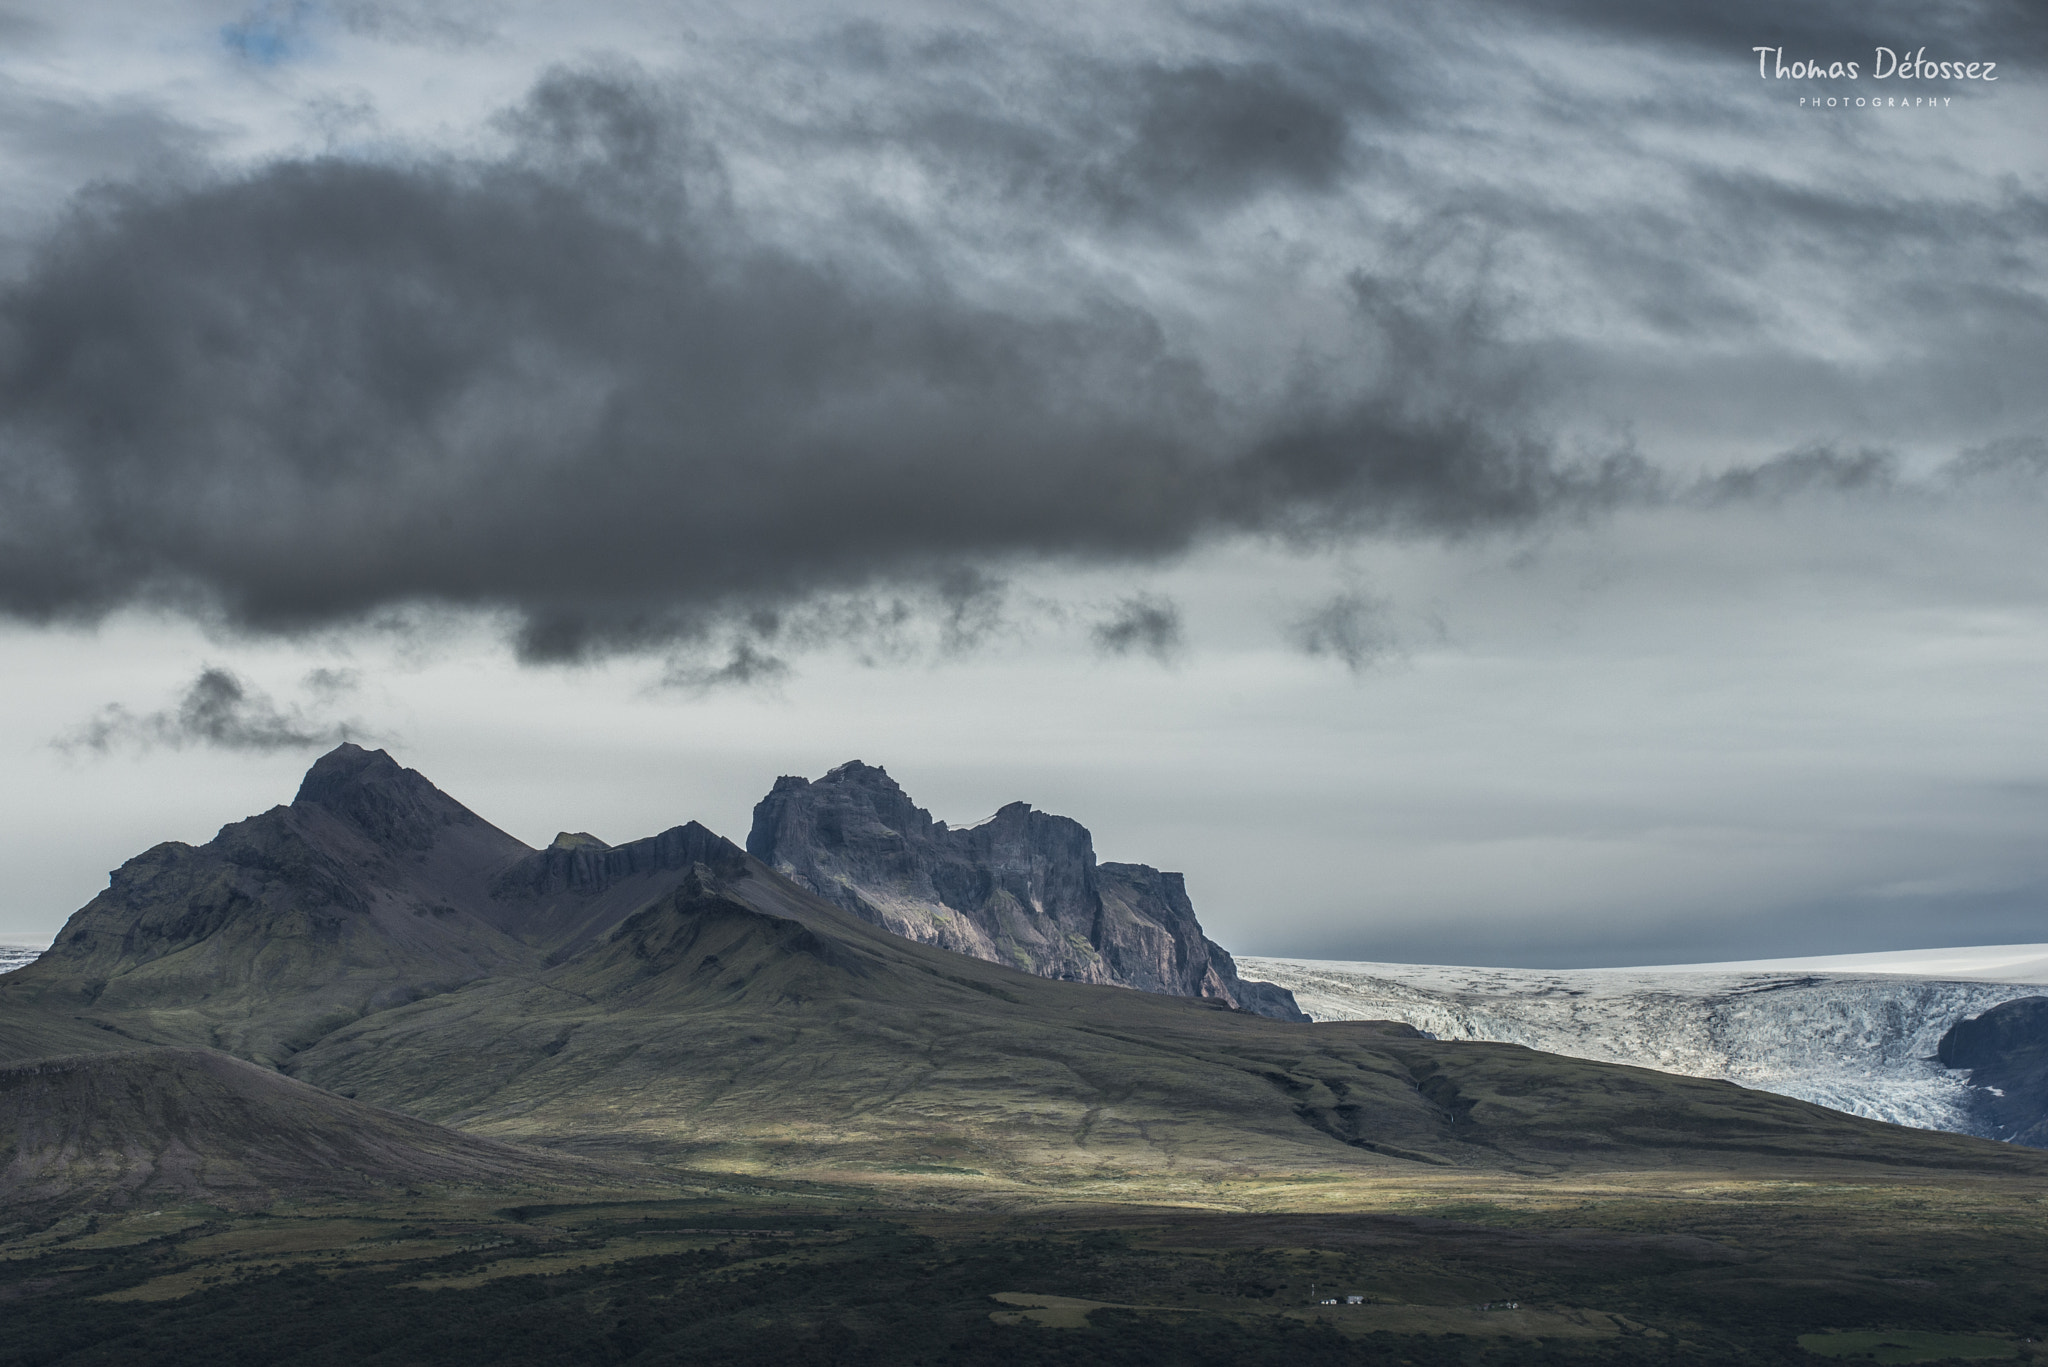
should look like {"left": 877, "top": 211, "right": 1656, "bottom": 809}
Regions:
{"left": 1239, "top": 953, "right": 2048, "bottom": 1138}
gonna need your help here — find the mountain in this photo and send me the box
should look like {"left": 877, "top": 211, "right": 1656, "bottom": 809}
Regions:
{"left": 745, "top": 761, "right": 1304, "bottom": 1020}
{"left": 1244, "top": 955, "right": 2048, "bottom": 1144}
{"left": 4, "top": 745, "right": 537, "bottom": 1065}
{"left": 268, "top": 849, "right": 2047, "bottom": 1180}
{"left": 2, "top": 747, "right": 1297, "bottom": 1075}
{"left": 4, "top": 745, "right": 2044, "bottom": 1192}
{"left": 1940, "top": 996, "right": 2048, "bottom": 1145}
{"left": 0, "top": 1047, "right": 598, "bottom": 1218}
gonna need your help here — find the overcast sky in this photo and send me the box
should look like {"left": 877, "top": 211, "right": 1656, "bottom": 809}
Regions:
{"left": 2, "top": 0, "right": 2044, "bottom": 966}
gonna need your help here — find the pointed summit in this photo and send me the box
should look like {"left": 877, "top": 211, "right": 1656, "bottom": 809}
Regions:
{"left": 292, "top": 740, "right": 394, "bottom": 800}
{"left": 13, "top": 745, "right": 535, "bottom": 1063}
{"left": 293, "top": 743, "right": 491, "bottom": 852}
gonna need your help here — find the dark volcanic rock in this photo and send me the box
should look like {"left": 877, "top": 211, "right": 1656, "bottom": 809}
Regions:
{"left": 488, "top": 822, "right": 752, "bottom": 954}
{"left": 1, "top": 741, "right": 1299, "bottom": 1098}
{"left": 1939, "top": 996, "right": 2048, "bottom": 1147}
{"left": 745, "top": 761, "right": 1306, "bottom": 1020}
{"left": 294, "top": 742, "right": 492, "bottom": 850}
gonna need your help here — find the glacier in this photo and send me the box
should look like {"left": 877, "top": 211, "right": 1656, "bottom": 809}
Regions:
{"left": 1240, "top": 944, "right": 2048, "bottom": 1139}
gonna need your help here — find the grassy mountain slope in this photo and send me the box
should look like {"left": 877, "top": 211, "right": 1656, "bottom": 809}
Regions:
{"left": 0, "top": 1048, "right": 603, "bottom": 1217}
{"left": 3, "top": 744, "right": 2042, "bottom": 1206}
{"left": 280, "top": 856, "right": 2048, "bottom": 1182}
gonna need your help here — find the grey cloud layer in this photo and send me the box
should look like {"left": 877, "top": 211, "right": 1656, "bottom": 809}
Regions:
{"left": 0, "top": 65, "right": 1630, "bottom": 660}
{"left": 1, "top": 0, "right": 2042, "bottom": 659}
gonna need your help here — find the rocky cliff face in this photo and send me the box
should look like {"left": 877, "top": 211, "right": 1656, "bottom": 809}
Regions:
{"left": 1940, "top": 996, "right": 2048, "bottom": 1146}
{"left": 487, "top": 821, "right": 752, "bottom": 955}
{"left": 745, "top": 761, "right": 1305, "bottom": 1020}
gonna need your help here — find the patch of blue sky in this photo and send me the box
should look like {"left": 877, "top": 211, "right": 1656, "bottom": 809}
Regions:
{"left": 220, "top": 0, "right": 320, "bottom": 66}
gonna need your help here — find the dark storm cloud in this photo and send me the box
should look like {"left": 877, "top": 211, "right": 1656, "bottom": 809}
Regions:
{"left": 1091, "top": 594, "right": 1184, "bottom": 662}
{"left": 55, "top": 667, "right": 360, "bottom": 755}
{"left": 5, "top": 0, "right": 2043, "bottom": 668}
{"left": 0, "top": 66, "right": 1620, "bottom": 661}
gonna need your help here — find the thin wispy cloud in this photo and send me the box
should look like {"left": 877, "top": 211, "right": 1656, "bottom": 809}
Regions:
{"left": 55, "top": 667, "right": 367, "bottom": 755}
{"left": 1291, "top": 591, "right": 1398, "bottom": 674}
{"left": 1092, "top": 594, "right": 1185, "bottom": 663}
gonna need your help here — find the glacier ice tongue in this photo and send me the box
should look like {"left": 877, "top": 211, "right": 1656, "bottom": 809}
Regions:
{"left": 1240, "top": 953, "right": 2048, "bottom": 1138}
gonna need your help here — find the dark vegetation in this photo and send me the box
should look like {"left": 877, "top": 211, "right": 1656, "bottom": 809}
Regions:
{"left": 4, "top": 1190, "right": 2048, "bottom": 1365}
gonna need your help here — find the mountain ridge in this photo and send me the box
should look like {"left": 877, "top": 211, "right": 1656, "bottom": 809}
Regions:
{"left": 5, "top": 745, "right": 2046, "bottom": 1213}
{"left": 746, "top": 759, "right": 1303, "bottom": 1019}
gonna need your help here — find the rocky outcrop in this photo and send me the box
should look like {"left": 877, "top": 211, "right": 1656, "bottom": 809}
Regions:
{"left": 487, "top": 822, "right": 752, "bottom": 954}
{"left": 1939, "top": 996, "right": 2048, "bottom": 1146}
{"left": 3, "top": 745, "right": 1305, "bottom": 1078}
{"left": 745, "top": 761, "right": 1305, "bottom": 1020}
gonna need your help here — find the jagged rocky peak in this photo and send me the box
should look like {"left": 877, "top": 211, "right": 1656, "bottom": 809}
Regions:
{"left": 766, "top": 761, "right": 929, "bottom": 826}
{"left": 747, "top": 762, "right": 1306, "bottom": 1022}
{"left": 292, "top": 743, "right": 492, "bottom": 851}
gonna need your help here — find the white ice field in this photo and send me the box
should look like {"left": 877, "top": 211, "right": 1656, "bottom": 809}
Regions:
{"left": 1241, "top": 945, "right": 2048, "bottom": 1139}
